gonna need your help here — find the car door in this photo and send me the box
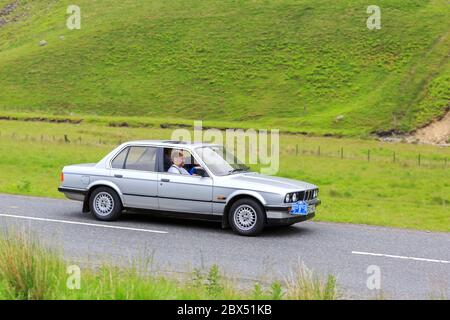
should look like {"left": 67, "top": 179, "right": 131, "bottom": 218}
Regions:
{"left": 157, "top": 148, "right": 213, "bottom": 214}
{"left": 110, "top": 145, "right": 159, "bottom": 210}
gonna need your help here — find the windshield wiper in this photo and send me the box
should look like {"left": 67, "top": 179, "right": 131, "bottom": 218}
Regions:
{"left": 228, "top": 167, "right": 249, "bottom": 174}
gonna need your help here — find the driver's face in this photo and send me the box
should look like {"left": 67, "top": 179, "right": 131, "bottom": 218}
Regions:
{"left": 173, "top": 152, "right": 185, "bottom": 167}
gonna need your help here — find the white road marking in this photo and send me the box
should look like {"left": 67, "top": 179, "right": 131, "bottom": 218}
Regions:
{"left": 352, "top": 251, "right": 450, "bottom": 264}
{"left": 8, "top": 206, "right": 18, "bottom": 209}
{"left": 0, "top": 213, "right": 168, "bottom": 234}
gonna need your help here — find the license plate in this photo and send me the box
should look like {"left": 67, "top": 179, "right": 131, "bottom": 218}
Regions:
{"left": 290, "top": 201, "right": 310, "bottom": 215}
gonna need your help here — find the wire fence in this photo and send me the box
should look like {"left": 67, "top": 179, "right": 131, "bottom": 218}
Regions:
{"left": 284, "top": 144, "right": 449, "bottom": 169}
{"left": 1, "top": 132, "right": 449, "bottom": 169}
{"left": 0, "top": 131, "right": 119, "bottom": 146}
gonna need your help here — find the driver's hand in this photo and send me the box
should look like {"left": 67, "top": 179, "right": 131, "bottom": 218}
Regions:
{"left": 191, "top": 166, "right": 202, "bottom": 176}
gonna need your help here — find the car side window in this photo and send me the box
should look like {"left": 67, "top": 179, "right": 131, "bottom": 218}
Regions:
{"left": 163, "top": 147, "right": 203, "bottom": 174}
{"left": 124, "top": 146, "right": 157, "bottom": 171}
{"left": 111, "top": 147, "right": 129, "bottom": 169}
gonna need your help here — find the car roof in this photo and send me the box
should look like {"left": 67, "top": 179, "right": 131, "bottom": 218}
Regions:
{"left": 123, "top": 140, "right": 219, "bottom": 149}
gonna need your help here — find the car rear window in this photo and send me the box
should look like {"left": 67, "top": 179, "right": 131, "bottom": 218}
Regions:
{"left": 124, "top": 146, "right": 157, "bottom": 171}
{"left": 111, "top": 147, "right": 129, "bottom": 169}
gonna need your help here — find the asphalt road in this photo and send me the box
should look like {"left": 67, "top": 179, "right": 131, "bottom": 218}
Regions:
{"left": 0, "top": 194, "right": 449, "bottom": 299}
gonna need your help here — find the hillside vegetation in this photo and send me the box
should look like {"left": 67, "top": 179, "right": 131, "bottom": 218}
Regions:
{"left": 0, "top": 0, "right": 449, "bottom": 135}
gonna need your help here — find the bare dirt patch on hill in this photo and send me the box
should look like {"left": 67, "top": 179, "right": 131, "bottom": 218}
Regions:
{"left": 406, "top": 110, "right": 450, "bottom": 146}
{"left": 0, "top": 1, "right": 19, "bottom": 27}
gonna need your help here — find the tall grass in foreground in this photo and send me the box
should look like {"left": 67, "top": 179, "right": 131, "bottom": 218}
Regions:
{"left": 0, "top": 232, "right": 65, "bottom": 299}
{"left": 0, "top": 232, "right": 339, "bottom": 300}
{"left": 284, "top": 264, "right": 338, "bottom": 300}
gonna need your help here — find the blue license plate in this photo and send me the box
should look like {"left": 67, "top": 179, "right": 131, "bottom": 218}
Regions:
{"left": 290, "top": 201, "right": 309, "bottom": 215}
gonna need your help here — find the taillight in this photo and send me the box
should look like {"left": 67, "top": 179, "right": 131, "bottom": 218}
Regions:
{"left": 60, "top": 172, "right": 64, "bottom": 182}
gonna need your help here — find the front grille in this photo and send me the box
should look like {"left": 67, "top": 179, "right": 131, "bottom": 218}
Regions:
{"left": 298, "top": 189, "right": 318, "bottom": 201}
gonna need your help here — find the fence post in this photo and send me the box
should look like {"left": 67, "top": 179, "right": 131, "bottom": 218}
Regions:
{"left": 318, "top": 146, "right": 321, "bottom": 157}
{"left": 418, "top": 154, "right": 421, "bottom": 166}
{"left": 340, "top": 147, "right": 344, "bottom": 159}
{"left": 367, "top": 150, "right": 370, "bottom": 162}
{"left": 445, "top": 158, "right": 447, "bottom": 169}
{"left": 393, "top": 151, "right": 396, "bottom": 163}
{"left": 296, "top": 144, "right": 298, "bottom": 156}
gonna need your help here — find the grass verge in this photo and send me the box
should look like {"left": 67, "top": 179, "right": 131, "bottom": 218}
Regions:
{"left": 0, "top": 231, "right": 339, "bottom": 300}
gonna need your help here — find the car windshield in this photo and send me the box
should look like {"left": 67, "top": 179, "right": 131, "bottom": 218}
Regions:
{"left": 196, "top": 146, "right": 250, "bottom": 176}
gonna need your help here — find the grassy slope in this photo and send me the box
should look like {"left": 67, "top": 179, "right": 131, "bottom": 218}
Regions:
{"left": 0, "top": 0, "right": 449, "bottom": 136}
{"left": 0, "top": 120, "right": 449, "bottom": 232}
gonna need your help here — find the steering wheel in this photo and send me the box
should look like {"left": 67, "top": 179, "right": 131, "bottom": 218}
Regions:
{"left": 189, "top": 166, "right": 202, "bottom": 175}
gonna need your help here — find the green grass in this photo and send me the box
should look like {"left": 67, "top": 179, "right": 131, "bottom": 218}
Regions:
{"left": 0, "top": 0, "right": 449, "bottom": 136}
{"left": 0, "top": 231, "right": 339, "bottom": 299}
{"left": 0, "top": 119, "right": 449, "bottom": 232}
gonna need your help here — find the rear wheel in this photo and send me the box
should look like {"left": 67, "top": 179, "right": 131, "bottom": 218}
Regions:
{"left": 89, "top": 187, "right": 122, "bottom": 221}
{"left": 229, "top": 198, "right": 265, "bottom": 236}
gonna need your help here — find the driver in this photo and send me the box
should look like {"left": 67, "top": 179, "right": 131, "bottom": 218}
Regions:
{"left": 168, "top": 149, "right": 190, "bottom": 175}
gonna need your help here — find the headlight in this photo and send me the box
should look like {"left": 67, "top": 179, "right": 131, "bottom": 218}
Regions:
{"left": 285, "top": 193, "right": 291, "bottom": 203}
{"left": 292, "top": 193, "right": 297, "bottom": 202}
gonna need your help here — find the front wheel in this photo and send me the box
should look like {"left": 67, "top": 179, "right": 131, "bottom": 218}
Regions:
{"left": 89, "top": 187, "right": 122, "bottom": 221}
{"left": 229, "top": 198, "right": 265, "bottom": 236}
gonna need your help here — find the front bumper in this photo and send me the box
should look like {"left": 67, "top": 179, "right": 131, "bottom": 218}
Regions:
{"left": 264, "top": 198, "right": 320, "bottom": 225}
{"left": 267, "top": 212, "right": 315, "bottom": 226}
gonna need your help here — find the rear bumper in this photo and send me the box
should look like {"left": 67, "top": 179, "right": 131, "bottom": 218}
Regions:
{"left": 58, "top": 187, "right": 87, "bottom": 201}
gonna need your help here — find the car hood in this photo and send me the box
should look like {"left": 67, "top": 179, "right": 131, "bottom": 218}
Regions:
{"left": 219, "top": 172, "right": 317, "bottom": 194}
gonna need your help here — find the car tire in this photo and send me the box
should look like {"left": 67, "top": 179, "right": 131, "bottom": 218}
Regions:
{"left": 229, "top": 198, "right": 265, "bottom": 236}
{"left": 89, "top": 187, "right": 122, "bottom": 221}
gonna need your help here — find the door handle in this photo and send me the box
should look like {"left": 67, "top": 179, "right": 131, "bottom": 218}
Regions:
{"left": 114, "top": 174, "right": 123, "bottom": 178}
{"left": 161, "top": 178, "right": 170, "bottom": 182}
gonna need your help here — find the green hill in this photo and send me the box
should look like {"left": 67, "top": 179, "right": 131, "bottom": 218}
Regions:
{"left": 0, "top": 0, "right": 449, "bottom": 136}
